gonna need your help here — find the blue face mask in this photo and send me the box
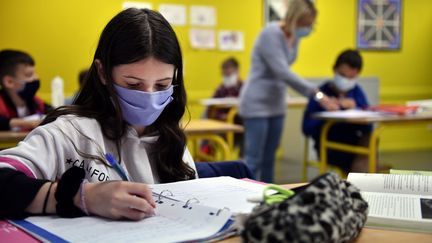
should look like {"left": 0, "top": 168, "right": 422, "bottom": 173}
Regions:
{"left": 333, "top": 73, "right": 357, "bottom": 92}
{"left": 113, "top": 84, "right": 174, "bottom": 126}
{"left": 295, "top": 27, "right": 312, "bottom": 38}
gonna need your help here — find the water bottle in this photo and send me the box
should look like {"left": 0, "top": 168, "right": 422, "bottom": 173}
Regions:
{"left": 51, "top": 76, "right": 64, "bottom": 108}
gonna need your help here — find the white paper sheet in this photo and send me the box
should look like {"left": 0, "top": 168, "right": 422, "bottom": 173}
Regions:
{"left": 25, "top": 194, "right": 231, "bottom": 243}
{"left": 190, "top": 6, "right": 216, "bottom": 26}
{"left": 151, "top": 177, "right": 266, "bottom": 214}
{"left": 189, "top": 28, "right": 216, "bottom": 49}
{"left": 219, "top": 31, "right": 244, "bottom": 51}
{"left": 122, "top": 1, "right": 152, "bottom": 10}
{"left": 158, "top": 4, "right": 186, "bottom": 26}
{"left": 314, "top": 110, "right": 386, "bottom": 119}
{"left": 347, "top": 173, "right": 432, "bottom": 195}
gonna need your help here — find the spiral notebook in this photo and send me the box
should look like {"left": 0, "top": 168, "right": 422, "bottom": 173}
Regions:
{"left": 10, "top": 177, "right": 266, "bottom": 242}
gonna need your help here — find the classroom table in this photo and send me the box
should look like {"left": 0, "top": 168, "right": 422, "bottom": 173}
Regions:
{"left": 0, "top": 131, "right": 28, "bottom": 148}
{"left": 182, "top": 119, "right": 244, "bottom": 161}
{"left": 0, "top": 120, "right": 244, "bottom": 162}
{"left": 219, "top": 183, "right": 432, "bottom": 243}
{"left": 201, "top": 97, "right": 307, "bottom": 150}
{"left": 312, "top": 111, "right": 432, "bottom": 174}
{"left": 1, "top": 183, "right": 431, "bottom": 242}
{"left": 221, "top": 223, "right": 432, "bottom": 243}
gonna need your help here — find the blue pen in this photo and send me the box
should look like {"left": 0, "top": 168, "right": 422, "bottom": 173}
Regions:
{"left": 105, "top": 153, "right": 129, "bottom": 181}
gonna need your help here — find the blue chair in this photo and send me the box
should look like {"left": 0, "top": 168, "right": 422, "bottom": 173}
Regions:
{"left": 195, "top": 161, "right": 254, "bottom": 179}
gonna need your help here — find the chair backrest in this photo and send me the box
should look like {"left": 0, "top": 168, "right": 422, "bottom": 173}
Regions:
{"left": 288, "top": 77, "right": 380, "bottom": 105}
{"left": 195, "top": 161, "right": 254, "bottom": 179}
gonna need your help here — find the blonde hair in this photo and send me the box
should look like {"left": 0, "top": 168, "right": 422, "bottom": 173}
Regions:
{"left": 284, "top": 0, "right": 317, "bottom": 34}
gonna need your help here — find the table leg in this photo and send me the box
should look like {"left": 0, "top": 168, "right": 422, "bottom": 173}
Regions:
{"left": 188, "top": 134, "right": 232, "bottom": 161}
{"left": 319, "top": 121, "right": 334, "bottom": 174}
{"left": 368, "top": 124, "right": 385, "bottom": 173}
{"left": 226, "top": 107, "right": 238, "bottom": 152}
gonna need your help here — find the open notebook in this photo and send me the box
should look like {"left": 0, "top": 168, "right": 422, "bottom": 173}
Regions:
{"left": 10, "top": 177, "right": 266, "bottom": 242}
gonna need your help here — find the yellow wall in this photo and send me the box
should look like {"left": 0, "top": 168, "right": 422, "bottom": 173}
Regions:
{"left": 293, "top": 0, "right": 432, "bottom": 151}
{"left": 0, "top": 0, "right": 263, "bottom": 119}
{"left": 0, "top": 0, "right": 431, "bottom": 151}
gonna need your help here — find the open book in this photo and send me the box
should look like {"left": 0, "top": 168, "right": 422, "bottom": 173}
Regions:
{"left": 10, "top": 177, "right": 266, "bottom": 242}
{"left": 347, "top": 173, "right": 432, "bottom": 233}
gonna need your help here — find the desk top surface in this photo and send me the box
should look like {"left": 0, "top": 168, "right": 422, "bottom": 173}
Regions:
{"left": 1, "top": 183, "right": 431, "bottom": 242}
{"left": 201, "top": 97, "right": 307, "bottom": 107}
{"left": 221, "top": 228, "right": 432, "bottom": 243}
{"left": 182, "top": 119, "right": 244, "bottom": 134}
{"left": 0, "top": 119, "right": 244, "bottom": 143}
{"left": 312, "top": 111, "right": 432, "bottom": 124}
{"left": 0, "top": 131, "right": 28, "bottom": 142}
{"left": 221, "top": 183, "right": 432, "bottom": 243}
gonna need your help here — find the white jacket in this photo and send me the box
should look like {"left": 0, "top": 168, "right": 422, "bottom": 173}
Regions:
{"left": 0, "top": 115, "right": 196, "bottom": 183}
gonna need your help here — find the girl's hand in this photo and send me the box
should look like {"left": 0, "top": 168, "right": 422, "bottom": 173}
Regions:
{"left": 75, "top": 181, "right": 156, "bottom": 221}
{"left": 319, "top": 95, "right": 340, "bottom": 111}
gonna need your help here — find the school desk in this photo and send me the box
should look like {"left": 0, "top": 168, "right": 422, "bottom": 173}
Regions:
{"left": 312, "top": 111, "right": 432, "bottom": 174}
{"left": 0, "top": 120, "right": 244, "bottom": 162}
{"left": 0, "top": 131, "right": 27, "bottom": 148}
{"left": 182, "top": 119, "right": 244, "bottom": 161}
{"left": 219, "top": 182, "right": 432, "bottom": 243}
{"left": 201, "top": 97, "right": 307, "bottom": 151}
{"left": 2, "top": 182, "right": 431, "bottom": 243}
{"left": 221, "top": 221, "right": 432, "bottom": 242}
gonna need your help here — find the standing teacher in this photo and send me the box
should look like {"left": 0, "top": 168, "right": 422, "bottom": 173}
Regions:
{"left": 239, "top": 0, "right": 334, "bottom": 182}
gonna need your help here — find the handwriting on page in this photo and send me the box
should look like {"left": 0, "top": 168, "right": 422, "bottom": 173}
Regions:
{"left": 26, "top": 200, "right": 231, "bottom": 243}
{"left": 151, "top": 177, "right": 266, "bottom": 214}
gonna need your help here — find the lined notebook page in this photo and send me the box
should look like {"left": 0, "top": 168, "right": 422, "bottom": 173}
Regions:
{"left": 150, "top": 176, "right": 266, "bottom": 214}
{"left": 23, "top": 195, "right": 231, "bottom": 243}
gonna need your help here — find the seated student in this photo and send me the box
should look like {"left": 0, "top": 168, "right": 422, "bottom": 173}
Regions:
{"left": 64, "top": 69, "right": 89, "bottom": 105}
{"left": 0, "top": 50, "right": 52, "bottom": 131}
{"left": 202, "top": 57, "right": 244, "bottom": 155}
{"left": 0, "top": 8, "right": 196, "bottom": 220}
{"left": 207, "top": 57, "right": 243, "bottom": 121}
{"left": 302, "top": 49, "right": 372, "bottom": 173}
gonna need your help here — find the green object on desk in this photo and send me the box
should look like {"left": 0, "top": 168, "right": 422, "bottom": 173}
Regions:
{"left": 263, "top": 184, "right": 295, "bottom": 205}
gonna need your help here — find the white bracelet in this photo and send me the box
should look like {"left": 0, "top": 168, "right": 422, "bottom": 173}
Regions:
{"left": 79, "top": 179, "right": 90, "bottom": 216}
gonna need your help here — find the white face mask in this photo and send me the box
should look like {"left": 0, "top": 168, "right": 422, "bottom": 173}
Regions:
{"left": 222, "top": 73, "right": 238, "bottom": 88}
{"left": 333, "top": 73, "right": 357, "bottom": 92}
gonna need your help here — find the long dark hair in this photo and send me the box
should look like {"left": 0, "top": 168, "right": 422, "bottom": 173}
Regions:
{"left": 42, "top": 8, "right": 195, "bottom": 182}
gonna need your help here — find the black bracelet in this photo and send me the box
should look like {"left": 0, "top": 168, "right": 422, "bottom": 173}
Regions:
{"left": 55, "top": 166, "right": 86, "bottom": 218}
{"left": 42, "top": 182, "right": 54, "bottom": 215}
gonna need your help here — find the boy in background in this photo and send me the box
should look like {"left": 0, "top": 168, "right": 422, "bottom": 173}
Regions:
{"left": 207, "top": 57, "right": 243, "bottom": 120}
{"left": 0, "top": 50, "right": 51, "bottom": 131}
{"left": 202, "top": 57, "right": 244, "bottom": 156}
{"left": 302, "top": 49, "right": 372, "bottom": 173}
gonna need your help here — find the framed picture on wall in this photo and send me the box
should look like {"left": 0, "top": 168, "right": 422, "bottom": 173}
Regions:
{"left": 264, "top": 0, "right": 288, "bottom": 25}
{"left": 357, "top": 0, "right": 402, "bottom": 50}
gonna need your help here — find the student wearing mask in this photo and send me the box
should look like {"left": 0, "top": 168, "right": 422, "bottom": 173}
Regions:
{"left": 202, "top": 57, "right": 243, "bottom": 155}
{"left": 0, "top": 8, "right": 196, "bottom": 220}
{"left": 208, "top": 57, "right": 243, "bottom": 121}
{"left": 0, "top": 50, "right": 51, "bottom": 131}
{"left": 302, "top": 49, "right": 372, "bottom": 173}
{"left": 239, "top": 0, "right": 335, "bottom": 182}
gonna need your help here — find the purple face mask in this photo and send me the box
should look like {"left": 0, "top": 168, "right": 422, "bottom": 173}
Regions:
{"left": 113, "top": 84, "right": 174, "bottom": 126}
